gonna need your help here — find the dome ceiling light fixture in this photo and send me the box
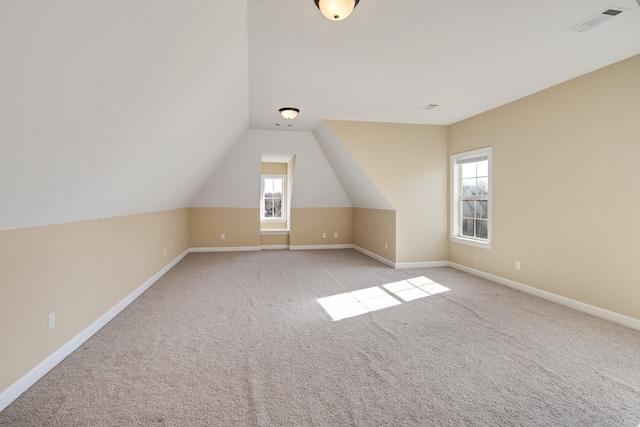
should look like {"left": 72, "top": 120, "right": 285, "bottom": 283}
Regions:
{"left": 279, "top": 108, "right": 300, "bottom": 120}
{"left": 314, "top": 0, "right": 360, "bottom": 21}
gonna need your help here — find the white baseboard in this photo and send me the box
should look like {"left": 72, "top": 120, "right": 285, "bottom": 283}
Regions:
{"left": 448, "top": 262, "right": 640, "bottom": 332}
{"left": 261, "top": 245, "right": 289, "bottom": 250}
{"left": 352, "top": 246, "right": 448, "bottom": 269}
{"left": 395, "top": 261, "right": 449, "bottom": 269}
{"left": 353, "top": 245, "right": 395, "bottom": 268}
{"left": 189, "top": 246, "right": 261, "bottom": 253}
{"left": 289, "top": 244, "right": 354, "bottom": 251}
{"left": 0, "top": 249, "right": 190, "bottom": 413}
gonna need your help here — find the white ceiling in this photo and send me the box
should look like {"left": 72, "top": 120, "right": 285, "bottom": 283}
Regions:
{"left": 0, "top": 1, "right": 249, "bottom": 230}
{"left": 248, "top": 0, "right": 640, "bottom": 131}
{"left": 1, "top": 1, "right": 639, "bottom": 231}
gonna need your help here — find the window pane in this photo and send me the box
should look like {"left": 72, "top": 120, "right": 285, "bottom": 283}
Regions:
{"left": 476, "top": 201, "right": 488, "bottom": 219}
{"left": 461, "top": 178, "right": 476, "bottom": 196}
{"left": 264, "top": 198, "right": 274, "bottom": 217}
{"left": 462, "top": 201, "right": 474, "bottom": 218}
{"left": 273, "top": 199, "right": 282, "bottom": 217}
{"left": 264, "top": 179, "right": 274, "bottom": 196}
{"left": 261, "top": 175, "right": 286, "bottom": 220}
{"left": 476, "top": 177, "right": 488, "bottom": 196}
{"left": 453, "top": 150, "right": 491, "bottom": 243}
{"left": 461, "top": 163, "right": 476, "bottom": 179}
{"left": 476, "top": 160, "right": 488, "bottom": 177}
{"left": 476, "top": 220, "right": 488, "bottom": 239}
{"left": 462, "top": 219, "right": 474, "bottom": 237}
{"left": 272, "top": 178, "right": 283, "bottom": 196}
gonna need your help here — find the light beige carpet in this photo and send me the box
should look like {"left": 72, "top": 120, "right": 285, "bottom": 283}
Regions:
{"left": 1, "top": 249, "right": 639, "bottom": 426}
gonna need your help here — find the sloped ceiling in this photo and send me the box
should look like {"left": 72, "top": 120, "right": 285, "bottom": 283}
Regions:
{"left": 249, "top": 0, "right": 640, "bottom": 131}
{"left": 193, "top": 129, "right": 352, "bottom": 209}
{"left": 0, "top": 1, "right": 249, "bottom": 230}
{"left": 2, "top": 0, "right": 639, "bottom": 230}
{"left": 313, "top": 122, "right": 393, "bottom": 210}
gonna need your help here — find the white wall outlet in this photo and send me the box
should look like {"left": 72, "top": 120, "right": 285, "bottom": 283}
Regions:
{"left": 322, "top": 232, "right": 326, "bottom": 239}
{"left": 385, "top": 243, "right": 388, "bottom": 250}
{"left": 48, "top": 312, "right": 55, "bottom": 331}
{"left": 515, "top": 261, "right": 521, "bottom": 270}
{"left": 334, "top": 232, "right": 338, "bottom": 238}
{"left": 163, "top": 248, "right": 167, "bottom": 256}
{"left": 221, "top": 233, "right": 226, "bottom": 240}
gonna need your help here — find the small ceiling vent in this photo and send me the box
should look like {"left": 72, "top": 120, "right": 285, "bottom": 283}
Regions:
{"left": 567, "top": 6, "right": 627, "bottom": 32}
{"left": 419, "top": 104, "right": 439, "bottom": 111}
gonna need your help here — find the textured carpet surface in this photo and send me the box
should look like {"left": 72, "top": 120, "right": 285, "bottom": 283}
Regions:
{"left": 1, "top": 249, "right": 639, "bottom": 426}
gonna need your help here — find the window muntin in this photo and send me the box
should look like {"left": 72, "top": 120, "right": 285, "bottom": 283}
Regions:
{"left": 451, "top": 148, "right": 492, "bottom": 249}
{"left": 261, "top": 174, "right": 286, "bottom": 221}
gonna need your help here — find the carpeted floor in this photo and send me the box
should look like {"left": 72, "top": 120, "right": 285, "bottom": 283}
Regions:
{"left": 1, "top": 249, "right": 639, "bottom": 426}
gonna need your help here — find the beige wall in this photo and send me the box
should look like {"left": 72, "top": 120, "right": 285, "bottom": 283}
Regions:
{"left": 449, "top": 55, "right": 640, "bottom": 320}
{"left": 326, "top": 121, "right": 448, "bottom": 263}
{"left": 262, "top": 162, "right": 288, "bottom": 174}
{"left": 290, "top": 208, "right": 353, "bottom": 246}
{"left": 189, "top": 208, "right": 260, "bottom": 248}
{"left": 260, "top": 233, "right": 290, "bottom": 246}
{"left": 260, "top": 221, "right": 288, "bottom": 230}
{"left": 0, "top": 209, "right": 189, "bottom": 392}
{"left": 353, "top": 208, "right": 396, "bottom": 263}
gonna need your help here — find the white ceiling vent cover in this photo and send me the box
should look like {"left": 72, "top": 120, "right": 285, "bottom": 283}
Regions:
{"left": 567, "top": 6, "right": 628, "bottom": 32}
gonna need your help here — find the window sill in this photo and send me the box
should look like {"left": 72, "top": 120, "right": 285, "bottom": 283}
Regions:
{"left": 260, "top": 229, "right": 289, "bottom": 235}
{"left": 449, "top": 236, "right": 492, "bottom": 249}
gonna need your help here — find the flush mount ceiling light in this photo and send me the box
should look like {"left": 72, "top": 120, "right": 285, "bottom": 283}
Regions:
{"left": 279, "top": 108, "right": 300, "bottom": 120}
{"left": 314, "top": 0, "right": 359, "bottom": 21}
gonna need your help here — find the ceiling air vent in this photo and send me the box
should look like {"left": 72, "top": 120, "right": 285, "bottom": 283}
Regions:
{"left": 567, "top": 6, "right": 627, "bottom": 32}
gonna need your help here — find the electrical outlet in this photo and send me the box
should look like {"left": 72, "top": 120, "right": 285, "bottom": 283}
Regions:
{"left": 322, "top": 232, "right": 326, "bottom": 239}
{"left": 163, "top": 248, "right": 167, "bottom": 256}
{"left": 48, "top": 312, "right": 55, "bottom": 331}
{"left": 334, "top": 232, "right": 338, "bottom": 238}
{"left": 221, "top": 234, "right": 226, "bottom": 240}
{"left": 385, "top": 243, "right": 388, "bottom": 250}
{"left": 515, "top": 261, "right": 521, "bottom": 270}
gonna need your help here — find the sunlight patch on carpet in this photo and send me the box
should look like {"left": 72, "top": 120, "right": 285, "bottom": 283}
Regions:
{"left": 317, "top": 286, "right": 400, "bottom": 321}
{"left": 317, "top": 277, "right": 449, "bottom": 321}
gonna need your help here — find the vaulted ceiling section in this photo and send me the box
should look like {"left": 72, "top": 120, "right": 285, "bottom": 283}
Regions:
{"left": 1, "top": 0, "right": 639, "bottom": 230}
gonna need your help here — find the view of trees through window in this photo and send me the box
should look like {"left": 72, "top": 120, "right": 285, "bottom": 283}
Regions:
{"left": 460, "top": 159, "right": 488, "bottom": 239}
{"left": 263, "top": 177, "right": 283, "bottom": 218}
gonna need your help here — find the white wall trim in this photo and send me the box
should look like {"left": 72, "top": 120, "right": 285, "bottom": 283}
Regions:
{"left": 448, "top": 262, "right": 640, "bottom": 332}
{"left": 289, "top": 244, "right": 354, "bottom": 251}
{"left": 395, "top": 261, "right": 449, "bottom": 269}
{"left": 353, "top": 245, "right": 395, "bottom": 268}
{"left": 259, "top": 229, "right": 289, "bottom": 235}
{"left": 189, "top": 246, "right": 261, "bottom": 253}
{"left": 0, "top": 249, "right": 190, "bottom": 413}
{"left": 261, "top": 245, "right": 289, "bottom": 250}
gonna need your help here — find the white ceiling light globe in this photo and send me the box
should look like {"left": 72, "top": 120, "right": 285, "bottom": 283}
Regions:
{"left": 315, "top": 0, "right": 359, "bottom": 21}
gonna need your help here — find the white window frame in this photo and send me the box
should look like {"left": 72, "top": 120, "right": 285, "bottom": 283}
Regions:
{"left": 450, "top": 147, "right": 492, "bottom": 249}
{"left": 260, "top": 174, "right": 287, "bottom": 222}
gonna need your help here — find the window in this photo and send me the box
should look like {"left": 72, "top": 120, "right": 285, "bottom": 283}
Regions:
{"left": 261, "top": 174, "right": 286, "bottom": 221}
{"left": 450, "top": 147, "right": 492, "bottom": 249}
